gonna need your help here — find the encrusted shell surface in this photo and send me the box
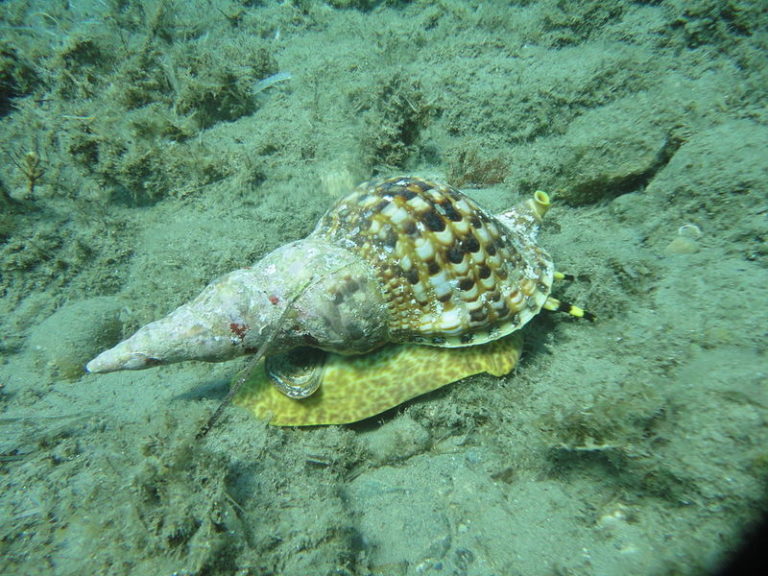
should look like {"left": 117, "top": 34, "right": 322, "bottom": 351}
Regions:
{"left": 314, "top": 176, "right": 554, "bottom": 347}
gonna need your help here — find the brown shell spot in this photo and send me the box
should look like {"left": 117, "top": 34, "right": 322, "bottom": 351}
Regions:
{"left": 382, "top": 226, "right": 398, "bottom": 249}
{"left": 396, "top": 188, "right": 417, "bottom": 201}
{"left": 438, "top": 200, "right": 463, "bottom": 222}
{"left": 446, "top": 243, "right": 465, "bottom": 264}
{"left": 462, "top": 235, "right": 480, "bottom": 253}
{"left": 470, "top": 308, "right": 487, "bottom": 323}
{"left": 423, "top": 209, "right": 446, "bottom": 232}
{"left": 459, "top": 278, "right": 475, "bottom": 291}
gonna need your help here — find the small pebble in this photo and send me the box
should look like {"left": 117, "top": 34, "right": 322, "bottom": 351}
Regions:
{"left": 664, "top": 236, "right": 699, "bottom": 255}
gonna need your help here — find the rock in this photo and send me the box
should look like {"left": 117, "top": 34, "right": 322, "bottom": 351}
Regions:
{"left": 362, "top": 414, "right": 431, "bottom": 465}
{"left": 554, "top": 94, "right": 674, "bottom": 205}
{"left": 26, "top": 296, "right": 124, "bottom": 380}
{"left": 647, "top": 120, "right": 768, "bottom": 199}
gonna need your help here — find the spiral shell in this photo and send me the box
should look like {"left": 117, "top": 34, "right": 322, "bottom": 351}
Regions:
{"left": 314, "top": 176, "right": 554, "bottom": 347}
{"left": 85, "top": 176, "right": 558, "bottom": 376}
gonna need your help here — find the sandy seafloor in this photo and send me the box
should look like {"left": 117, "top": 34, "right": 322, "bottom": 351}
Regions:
{"left": 1, "top": 0, "right": 767, "bottom": 574}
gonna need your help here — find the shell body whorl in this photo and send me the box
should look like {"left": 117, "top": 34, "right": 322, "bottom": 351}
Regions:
{"left": 313, "top": 176, "right": 554, "bottom": 347}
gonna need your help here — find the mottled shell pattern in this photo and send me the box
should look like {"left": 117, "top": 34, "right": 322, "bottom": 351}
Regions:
{"left": 315, "top": 176, "right": 554, "bottom": 347}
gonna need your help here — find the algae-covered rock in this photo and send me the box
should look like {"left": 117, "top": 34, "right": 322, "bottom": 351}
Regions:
{"left": 646, "top": 119, "right": 768, "bottom": 199}
{"left": 553, "top": 95, "right": 675, "bottom": 205}
{"left": 362, "top": 414, "right": 431, "bottom": 464}
{"left": 26, "top": 296, "right": 124, "bottom": 380}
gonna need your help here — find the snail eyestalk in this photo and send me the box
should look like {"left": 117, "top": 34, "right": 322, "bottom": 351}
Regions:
{"left": 529, "top": 190, "right": 551, "bottom": 221}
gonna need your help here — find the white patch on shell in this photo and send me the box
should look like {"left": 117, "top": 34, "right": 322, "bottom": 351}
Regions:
{"left": 507, "top": 289, "right": 524, "bottom": 309}
{"left": 479, "top": 274, "right": 495, "bottom": 290}
{"left": 466, "top": 297, "right": 484, "bottom": 311}
{"left": 434, "top": 228, "right": 455, "bottom": 246}
{"left": 455, "top": 199, "right": 471, "bottom": 214}
{"left": 482, "top": 252, "right": 501, "bottom": 267}
{"left": 437, "top": 307, "right": 463, "bottom": 331}
{"left": 415, "top": 238, "right": 435, "bottom": 260}
{"left": 382, "top": 202, "right": 410, "bottom": 226}
{"left": 475, "top": 226, "right": 491, "bottom": 244}
{"left": 430, "top": 270, "right": 452, "bottom": 298}
{"left": 452, "top": 258, "right": 470, "bottom": 275}
{"left": 419, "top": 313, "right": 436, "bottom": 331}
{"left": 472, "top": 251, "right": 489, "bottom": 265}
{"left": 407, "top": 196, "right": 431, "bottom": 212}
{"left": 412, "top": 281, "right": 428, "bottom": 304}
{"left": 452, "top": 219, "right": 470, "bottom": 235}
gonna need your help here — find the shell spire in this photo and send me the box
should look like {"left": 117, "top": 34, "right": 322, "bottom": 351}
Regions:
{"left": 86, "top": 239, "right": 389, "bottom": 373}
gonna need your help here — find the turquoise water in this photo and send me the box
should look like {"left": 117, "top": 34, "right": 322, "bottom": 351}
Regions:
{"left": 1, "top": 1, "right": 766, "bottom": 574}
